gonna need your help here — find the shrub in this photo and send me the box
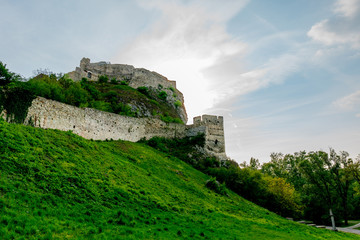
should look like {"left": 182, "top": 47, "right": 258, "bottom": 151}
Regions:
{"left": 158, "top": 91, "right": 167, "bottom": 101}
{"left": 104, "top": 91, "right": 118, "bottom": 103}
{"left": 159, "top": 113, "right": 183, "bottom": 124}
{"left": 110, "top": 78, "right": 118, "bottom": 84}
{"left": 205, "top": 177, "right": 227, "bottom": 195}
{"left": 137, "top": 87, "right": 150, "bottom": 97}
{"left": 174, "top": 100, "right": 182, "bottom": 108}
{"left": 64, "top": 82, "right": 89, "bottom": 107}
{"left": 3, "top": 85, "right": 35, "bottom": 123}
{"left": 98, "top": 75, "right": 109, "bottom": 84}
{"left": 58, "top": 76, "right": 74, "bottom": 89}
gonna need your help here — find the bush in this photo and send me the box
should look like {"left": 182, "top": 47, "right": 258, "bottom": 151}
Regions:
{"left": 98, "top": 75, "right": 109, "bottom": 84}
{"left": 110, "top": 78, "right": 118, "bottom": 84}
{"left": 174, "top": 100, "right": 182, "bottom": 108}
{"left": 137, "top": 87, "right": 150, "bottom": 98}
{"left": 205, "top": 177, "right": 227, "bottom": 195}
{"left": 158, "top": 91, "right": 167, "bottom": 101}
{"left": 160, "top": 114, "right": 183, "bottom": 124}
{"left": 64, "top": 82, "right": 89, "bottom": 107}
{"left": 3, "top": 85, "right": 35, "bottom": 123}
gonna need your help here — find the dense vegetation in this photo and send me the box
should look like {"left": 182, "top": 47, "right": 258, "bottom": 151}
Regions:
{"left": 0, "top": 62, "right": 183, "bottom": 124}
{"left": 260, "top": 151, "right": 360, "bottom": 226}
{"left": 1, "top": 119, "right": 359, "bottom": 239}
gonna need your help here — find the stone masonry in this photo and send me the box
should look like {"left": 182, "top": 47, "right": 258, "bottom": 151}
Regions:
{"left": 68, "top": 58, "right": 187, "bottom": 123}
{"left": 21, "top": 97, "right": 226, "bottom": 158}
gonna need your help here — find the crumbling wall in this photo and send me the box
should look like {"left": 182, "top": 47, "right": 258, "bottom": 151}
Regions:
{"left": 25, "top": 97, "right": 186, "bottom": 141}
{"left": 67, "top": 58, "right": 187, "bottom": 123}
{"left": 21, "top": 97, "right": 226, "bottom": 158}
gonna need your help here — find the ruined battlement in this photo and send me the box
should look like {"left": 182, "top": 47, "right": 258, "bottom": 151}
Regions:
{"left": 187, "top": 115, "right": 226, "bottom": 158}
{"left": 69, "top": 57, "right": 177, "bottom": 89}
{"left": 193, "top": 115, "right": 224, "bottom": 126}
{"left": 68, "top": 58, "right": 187, "bottom": 123}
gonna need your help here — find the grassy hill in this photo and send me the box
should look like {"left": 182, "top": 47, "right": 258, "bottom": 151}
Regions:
{"left": 0, "top": 119, "right": 359, "bottom": 239}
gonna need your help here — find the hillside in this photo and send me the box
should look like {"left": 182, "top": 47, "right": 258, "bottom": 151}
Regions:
{"left": 0, "top": 120, "right": 359, "bottom": 239}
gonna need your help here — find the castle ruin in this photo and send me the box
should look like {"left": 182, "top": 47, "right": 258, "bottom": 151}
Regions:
{"left": 11, "top": 58, "right": 227, "bottom": 159}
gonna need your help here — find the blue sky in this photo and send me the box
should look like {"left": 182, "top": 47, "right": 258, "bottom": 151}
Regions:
{"left": 1, "top": 0, "right": 359, "bottom": 163}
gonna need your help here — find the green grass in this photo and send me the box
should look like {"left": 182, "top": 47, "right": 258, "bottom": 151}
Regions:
{"left": 0, "top": 120, "right": 359, "bottom": 239}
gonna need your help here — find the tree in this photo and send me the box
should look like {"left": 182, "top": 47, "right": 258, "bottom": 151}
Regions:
{"left": 264, "top": 176, "right": 303, "bottom": 217}
{"left": 349, "top": 155, "right": 360, "bottom": 185}
{"left": 0, "top": 61, "right": 20, "bottom": 86}
{"left": 327, "top": 149, "right": 354, "bottom": 225}
{"left": 298, "top": 151, "right": 336, "bottom": 224}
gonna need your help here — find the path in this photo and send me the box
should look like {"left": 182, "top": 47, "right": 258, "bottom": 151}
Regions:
{"left": 325, "top": 224, "right": 360, "bottom": 235}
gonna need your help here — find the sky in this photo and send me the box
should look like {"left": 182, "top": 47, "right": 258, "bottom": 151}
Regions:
{"left": 1, "top": 0, "right": 360, "bottom": 163}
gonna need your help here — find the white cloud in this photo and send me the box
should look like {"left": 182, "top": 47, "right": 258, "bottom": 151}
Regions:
{"left": 113, "top": 0, "right": 250, "bottom": 120}
{"left": 308, "top": 0, "right": 360, "bottom": 49}
{"left": 334, "top": 0, "right": 360, "bottom": 18}
{"left": 333, "top": 90, "right": 360, "bottom": 110}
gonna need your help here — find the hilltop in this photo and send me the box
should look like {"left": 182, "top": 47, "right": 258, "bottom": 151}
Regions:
{"left": 1, "top": 119, "right": 358, "bottom": 239}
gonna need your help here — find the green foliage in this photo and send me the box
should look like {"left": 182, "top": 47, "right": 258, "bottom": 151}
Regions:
{"left": 3, "top": 85, "right": 35, "bottom": 123}
{"left": 169, "top": 86, "right": 175, "bottom": 92}
{"left": 174, "top": 100, "right": 182, "bottom": 108}
{"left": 160, "top": 113, "right": 183, "bottom": 124}
{"left": 0, "top": 121, "right": 356, "bottom": 239}
{"left": 64, "top": 82, "right": 89, "bottom": 107}
{"left": 59, "top": 75, "right": 74, "bottom": 89}
{"left": 137, "top": 86, "right": 150, "bottom": 98}
{"left": 158, "top": 91, "right": 167, "bottom": 101}
{"left": 0, "top": 61, "right": 20, "bottom": 87}
{"left": 120, "top": 80, "right": 128, "bottom": 86}
{"left": 262, "top": 150, "right": 359, "bottom": 225}
{"left": 205, "top": 177, "right": 227, "bottom": 195}
{"left": 0, "top": 90, "right": 4, "bottom": 113}
{"left": 98, "top": 75, "right": 109, "bottom": 84}
{"left": 110, "top": 78, "right": 118, "bottom": 84}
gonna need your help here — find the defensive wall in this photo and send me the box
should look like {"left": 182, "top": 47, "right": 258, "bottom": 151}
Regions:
{"left": 68, "top": 58, "right": 188, "bottom": 123}
{"left": 21, "top": 97, "right": 226, "bottom": 158}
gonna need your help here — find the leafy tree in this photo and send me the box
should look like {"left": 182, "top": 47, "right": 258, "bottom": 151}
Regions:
{"left": 327, "top": 149, "right": 353, "bottom": 225}
{"left": 0, "top": 61, "right": 20, "bottom": 86}
{"left": 64, "top": 82, "right": 89, "bottom": 107}
{"left": 349, "top": 155, "right": 360, "bottom": 185}
{"left": 264, "top": 176, "right": 303, "bottom": 217}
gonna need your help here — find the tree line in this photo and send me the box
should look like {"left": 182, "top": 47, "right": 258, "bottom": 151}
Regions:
{"left": 259, "top": 149, "right": 360, "bottom": 225}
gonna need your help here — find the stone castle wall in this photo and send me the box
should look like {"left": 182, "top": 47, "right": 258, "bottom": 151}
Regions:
{"left": 25, "top": 97, "right": 186, "bottom": 141}
{"left": 20, "top": 97, "right": 226, "bottom": 158}
{"left": 68, "top": 58, "right": 187, "bottom": 123}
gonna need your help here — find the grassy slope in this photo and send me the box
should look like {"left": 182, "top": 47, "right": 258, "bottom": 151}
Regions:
{"left": 0, "top": 120, "right": 359, "bottom": 240}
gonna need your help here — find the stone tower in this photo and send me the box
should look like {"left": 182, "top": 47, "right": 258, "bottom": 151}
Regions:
{"left": 186, "top": 115, "right": 226, "bottom": 159}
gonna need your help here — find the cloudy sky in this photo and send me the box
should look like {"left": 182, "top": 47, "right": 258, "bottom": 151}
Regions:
{"left": 1, "top": 0, "right": 359, "bottom": 163}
